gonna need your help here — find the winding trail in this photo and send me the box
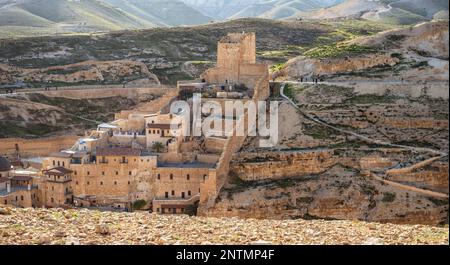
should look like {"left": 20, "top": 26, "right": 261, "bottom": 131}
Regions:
{"left": 279, "top": 83, "right": 448, "bottom": 156}
{"left": 280, "top": 82, "right": 449, "bottom": 198}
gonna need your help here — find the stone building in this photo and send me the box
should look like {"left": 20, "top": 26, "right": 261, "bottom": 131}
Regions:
{"left": 1, "top": 32, "right": 270, "bottom": 215}
{"left": 0, "top": 156, "right": 40, "bottom": 208}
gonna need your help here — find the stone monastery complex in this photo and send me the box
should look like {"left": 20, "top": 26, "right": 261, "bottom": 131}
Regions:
{"left": 0, "top": 32, "right": 270, "bottom": 215}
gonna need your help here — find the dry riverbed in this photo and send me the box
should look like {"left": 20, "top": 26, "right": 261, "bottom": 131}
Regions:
{"left": 0, "top": 207, "right": 448, "bottom": 245}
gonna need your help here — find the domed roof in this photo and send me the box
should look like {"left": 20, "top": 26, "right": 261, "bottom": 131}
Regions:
{"left": 0, "top": 156, "right": 11, "bottom": 172}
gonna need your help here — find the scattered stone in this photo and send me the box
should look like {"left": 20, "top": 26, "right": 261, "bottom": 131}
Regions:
{"left": 65, "top": 237, "right": 80, "bottom": 245}
{"left": 95, "top": 224, "right": 111, "bottom": 235}
{"left": 0, "top": 207, "right": 447, "bottom": 245}
{"left": 363, "top": 237, "right": 384, "bottom": 245}
{"left": 250, "top": 240, "right": 273, "bottom": 245}
{"left": 0, "top": 208, "right": 11, "bottom": 215}
{"left": 38, "top": 235, "right": 52, "bottom": 245}
{"left": 54, "top": 231, "right": 66, "bottom": 238}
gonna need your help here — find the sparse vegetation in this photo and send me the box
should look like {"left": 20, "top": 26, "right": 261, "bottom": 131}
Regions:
{"left": 382, "top": 192, "right": 397, "bottom": 203}
{"left": 303, "top": 43, "right": 378, "bottom": 59}
{"left": 151, "top": 142, "right": 165, "bottom": 153}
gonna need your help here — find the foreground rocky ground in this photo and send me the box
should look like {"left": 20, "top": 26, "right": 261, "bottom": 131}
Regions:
{"left": 0, "top": 207, "right": 448, "bottom": 245}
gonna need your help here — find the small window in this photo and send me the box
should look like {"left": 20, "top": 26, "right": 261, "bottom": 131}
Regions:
{"left": 87, "top": 171, "right": 90, "bottom": 175}
{"left": 53, "top": 160, "right": 55, "bottom": 166}
{"left": 100, "top": 181, "right": 103, "bottom": 186}
{"left": 128, "top": 171, "right": 132, "bottom": 176}
{"left": 187, "top": 174, "right": 190, "bottom": 180}
{"left": 87, "top": 181, "right": 90, "bottom": 185}
{"left": 128, "top": 181, "right": 130, "bottom": 185}
{"left": 116, "top": 171, "right": 119, "bottom": 175}
{"left": 114, "top": 181, "right": 117, "bottom": 185}
{"left": 157, "top": 174, "right": 160, "bottom": 180}
{"left": 76, "top": 181, "right": 79, "bottom": 185}
{"left": 171, "top": 190, "right": 175, "bottom": 196}
{"left": 165, "top": 192, "right": 169, "bottom": 198}
{"left": 170, "top": 174, "right": 173, "bottom": 180}
{"left": 102, "top": 171, "right": 105, "bottom": 176}
{"left": 51, "top": 198, "right": 54, "bottom": 203}
{"left": 188, "top": 190, "right": 191, "bottom": 196}
{"left": 21, "top": 195, "right": 24, "bottom": 201}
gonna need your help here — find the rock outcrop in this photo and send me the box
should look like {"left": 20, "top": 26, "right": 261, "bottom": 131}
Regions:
{"left": 0, "top": 60, "right": 160, "bottom": 86}
{"left": 279, "top": 21, "right": 449, "bottom": 81}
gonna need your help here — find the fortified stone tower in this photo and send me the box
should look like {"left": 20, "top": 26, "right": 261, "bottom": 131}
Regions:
{"left": 201, "top": 32, "right": 268, "bottom": 89}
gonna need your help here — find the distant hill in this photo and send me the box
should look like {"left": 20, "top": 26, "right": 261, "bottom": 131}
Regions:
{"left": 293, "top": 0, "right": 449, "bottom": 25}
{"left": 181, "top": 0, "right": 343, "bottom": 20}
{"left": 0, "top": 0, "right": 447, "bottom": 38}
{"left": 0, "top": 0, "right": 212, "bottom": 38}
{"left": 101, "top": 0, "right": 212, "bottom": 26}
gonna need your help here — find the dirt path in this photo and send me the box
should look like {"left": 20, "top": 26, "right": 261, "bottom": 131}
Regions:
{"left": 279, "top": 83, "right": 447, "bottom": 156}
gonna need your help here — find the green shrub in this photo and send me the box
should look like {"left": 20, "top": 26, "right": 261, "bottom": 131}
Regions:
{"left": 132, "top": 200, "right": 147, "bottom": 210}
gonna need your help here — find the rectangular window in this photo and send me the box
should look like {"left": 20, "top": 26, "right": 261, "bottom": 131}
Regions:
{"left": 165, "top": 192, "right": 168, "bottom": 198}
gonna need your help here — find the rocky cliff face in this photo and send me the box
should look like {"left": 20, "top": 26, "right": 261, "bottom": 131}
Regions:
{"left": 0, "top": 60, "right": 160, "bottom": 86}
{"left": 208, "top": 79, "right": 448, "bottom": 225}
{"left": 0, "top": 93, "right": 139, "bottom": 138}
{"left": 207, "top": 162, "right": 448, "bottom": 225}
{"left": 279, "top": 21, "right": 449, "bottom": 81}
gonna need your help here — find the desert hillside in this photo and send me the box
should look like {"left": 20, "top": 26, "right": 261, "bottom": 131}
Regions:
{"left": 0, "top": 18, "right": 398, "bottom": 86}
{"left": 0, "top": 206, "right": 448, "bottom": 245}
{"left": 278, "top": 21, "right": 449, "bottom": 81}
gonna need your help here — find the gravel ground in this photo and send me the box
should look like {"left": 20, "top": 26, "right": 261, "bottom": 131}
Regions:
{"left": 0, "top": 207, "right": 448, "bottom": 245}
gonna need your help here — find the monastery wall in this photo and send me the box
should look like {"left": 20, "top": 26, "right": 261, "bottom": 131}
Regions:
{"left": 34, "top": 86, "right": 170, "bottom": 100}
{"left": 0, "top": 135, "right": 79, "bottom": 157}
{"left": 199, "top": 70, "right": 270, "bottom": 211}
